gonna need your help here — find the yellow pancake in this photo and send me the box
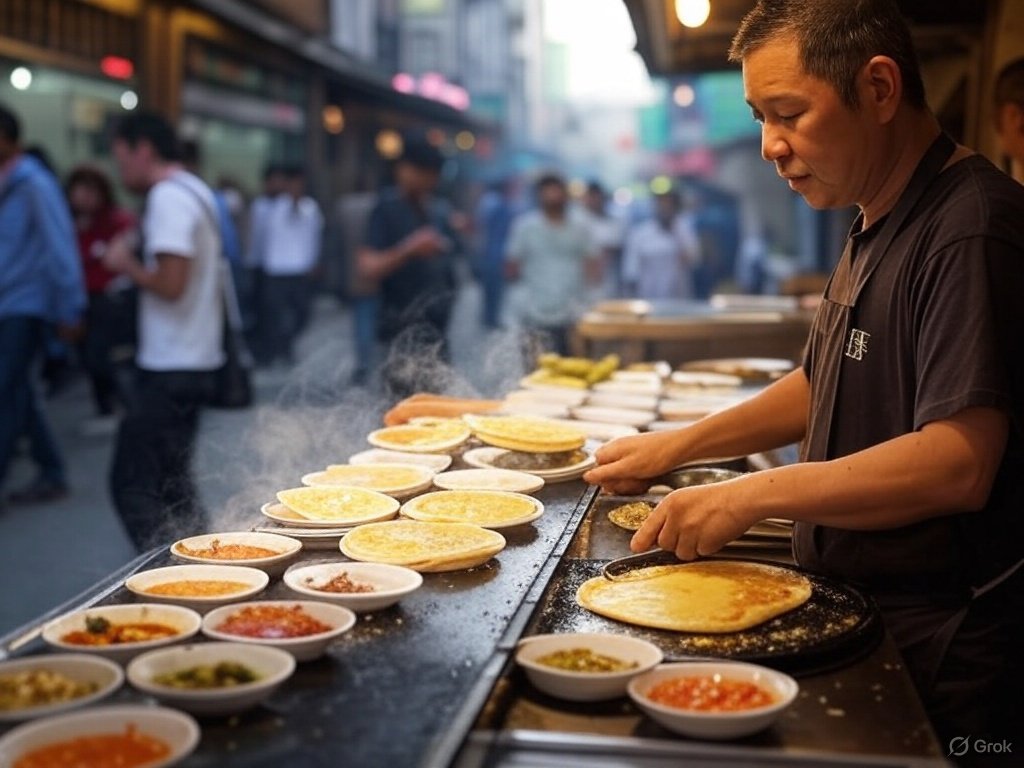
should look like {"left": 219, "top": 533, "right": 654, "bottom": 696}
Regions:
{"left": 577, "top": 560, "right": 812, "bottom": 633}
{"left": 304, "top": 463, "right": 434, "bottom": 492}
{"left": 340, "top": 520, "right": 506, "bottom": 572}
{"left": 367, "top": 422, "right": 471, "bottom": 453}
{"left": 463, "top": 414, "right": 585, "bottom": 453}
{"left": 276, "top": 486, "right": 399, "bottom": 523}
{"left": 400, "top": 490, "right": 542, "bottom": 528}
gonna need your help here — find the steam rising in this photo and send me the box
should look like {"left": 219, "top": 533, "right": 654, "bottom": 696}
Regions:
{"left": 194, "top": 297, "right": 530, "bottom": 534}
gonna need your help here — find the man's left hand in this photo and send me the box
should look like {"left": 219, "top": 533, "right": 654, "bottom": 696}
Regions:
{"left": 631, "top": 484, "right": 756, "bottom": 560}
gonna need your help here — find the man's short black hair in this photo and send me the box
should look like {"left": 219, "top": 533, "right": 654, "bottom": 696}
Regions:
{"left": 112, "top": 111, "right": 181, "bottom": 161}
{"left": 399, "top": 134, "right": 445, "bottom": 171}
{"left": 995, "top": 58, "right": 1024, "bottom": 108}
{"left": 534, "top": 172, "right": 566, "bottom": 194}
{"left": 586, "top": 180, "right": 606, "bottom": 197}
{"left": 0, "top": 101, "right": 20, "bottom": 144}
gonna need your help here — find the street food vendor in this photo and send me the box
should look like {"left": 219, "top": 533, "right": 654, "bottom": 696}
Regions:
{"left": 585, "top": 0, "right": 1023, "bottom": 753}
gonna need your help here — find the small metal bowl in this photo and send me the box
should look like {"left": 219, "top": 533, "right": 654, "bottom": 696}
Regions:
{"left": 655, "top": 467, "right": 744, "bottom": 489}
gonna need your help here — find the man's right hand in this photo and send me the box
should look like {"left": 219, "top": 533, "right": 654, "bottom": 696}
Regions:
{"left": 583, "top": 429, "right": 691, "bottom": 495}
{"left": 401, "top": 227, "right": 448, "bottom": 259}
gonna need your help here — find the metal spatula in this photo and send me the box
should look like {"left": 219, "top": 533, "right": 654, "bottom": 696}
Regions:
{"left": 601, "top": 549, "right": 684, "bottom": 581}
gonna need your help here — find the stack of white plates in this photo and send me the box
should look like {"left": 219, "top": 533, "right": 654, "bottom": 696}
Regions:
{"left": 347, "top": 449, "right": 453, "bottom": 472}
{"left": 571, "top": 405, "right": 656, "bottom": 429}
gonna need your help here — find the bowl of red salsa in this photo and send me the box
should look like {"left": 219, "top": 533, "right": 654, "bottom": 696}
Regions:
{"left": 201, "top": 601, "right": 356, "bottom": 661}
{"left": 627, "top": 661, "right": 798, "bottom": 739}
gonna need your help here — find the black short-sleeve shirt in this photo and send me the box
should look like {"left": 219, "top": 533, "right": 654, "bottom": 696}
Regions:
{"left": 363, "top": 187, "right": 457, "bottom": 340}
{"left": 796, "top": 155, "right": 1024, "bottom": 593}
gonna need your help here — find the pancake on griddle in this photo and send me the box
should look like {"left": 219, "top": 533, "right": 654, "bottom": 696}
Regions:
{"left": 463, "top": 414, "right": 585, "bottom": 454}
{"left": 577, "top": 560, "right": 812, "bottom": 633}
{"left": 340, "top": 520, "right": 505, "bottom": 572}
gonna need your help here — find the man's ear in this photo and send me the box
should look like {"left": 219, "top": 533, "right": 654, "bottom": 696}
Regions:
{"left": 860, "top": 55, "right": 902, "bottom": 124}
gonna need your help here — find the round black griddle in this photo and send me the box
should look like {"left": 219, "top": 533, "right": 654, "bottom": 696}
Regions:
{"left": 532, "top": 558, "right": 883, "bottom": 677}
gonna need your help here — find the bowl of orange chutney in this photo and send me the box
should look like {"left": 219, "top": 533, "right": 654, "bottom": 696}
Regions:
{"left": 124, "top": 564, "right": 269, "bottom": 613}
{"left": 0, "top": 704, "right": 199, "bottom": 768}
{"left": 627, "top": 661, "right": 798, "bottom": 739}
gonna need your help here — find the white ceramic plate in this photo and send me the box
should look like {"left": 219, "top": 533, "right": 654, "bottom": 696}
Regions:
{"left": 126, "top": 642, "right": 296, "bottom": 717}
{"left": 585, "top": 392, "right": 660, "bottom": 411}
{"left": 401, "top": 490, "right": 544, "bottom": 529}
{"left": 124, "top": 564, "right": 269, "bottom": 613}
{"left": 283, "top": 561, "right": 423, "bottom": 612}
{"left": 498, "top": 400, "right": 571, "bottom": 419}
{"left": 41, "top": 604, "right": 202, "bottom": 665}
{"left": 169, "top": 531, "right": 301, "bottom": 576}
{"left": 0, "top": 705, "right": 199, "bottom": 767}
{"left": 301, "top": 463, "right": 436, "bottom": 499}
{"left": 540, "top": 418, "right": 639, "bottom": 442}
{"left": 610, "top": 370, "right": 664, "bottom": 385}
{"left": 261, "top": 488, "right": 400, "bottom": 529}
{"left": 201, "top": 601, "right": 356, "bottom": 662}
{"left": 571, "top": 405, "right": 656, "bottom": 428}
{"left": 504, "top": 388, "right": 589, "bottom": 407}
{"left": 518, "top": 375, "right": 590, "bottom": 393}
{"left": 680, "top": 357, "right": 795, "bottom": 381}
{"left": 366, "top": 423, "right": 471, "bottom": 453}
{"left": 347, "top": 449, "right": 453, "bottom": 472}
{"left": 461, "top": 446, "right": 595, "bottom": 480}
{"left": 432, "top": 468, "right": 545, "bottom": 494}
{"left": 591, "top": 379, "right": 662, "bottom": 396}
{"left": 669, "top": 370, "right": 743, "bottom": 388}
{"left": 252, "top": 524, "right": 351, "bottom": 551}
{"left": 0, "top": 655, "right": 124, "bottom": 722}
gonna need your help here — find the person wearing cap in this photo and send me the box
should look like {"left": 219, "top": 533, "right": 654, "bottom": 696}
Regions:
{"left": 357, "top": 135, "right": 461, "bottom": 397}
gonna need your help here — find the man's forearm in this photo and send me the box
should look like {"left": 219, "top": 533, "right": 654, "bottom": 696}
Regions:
{"left": 731, "top": 406, "right": 1007, "bottom": 530}
{"left": 358, "top": 245, "right": 409, "bottom": 282}
{"left": 676, "top": 368, "right": 810, "bottom": 464}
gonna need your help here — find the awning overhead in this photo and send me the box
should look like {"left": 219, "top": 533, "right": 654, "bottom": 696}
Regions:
{"left": 622, "top": 0, "right": 988, "bottom": 76}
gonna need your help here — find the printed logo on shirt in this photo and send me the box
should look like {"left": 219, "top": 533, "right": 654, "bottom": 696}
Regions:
{"left": 844, "top": 328, "right": 871, "bottom": 361}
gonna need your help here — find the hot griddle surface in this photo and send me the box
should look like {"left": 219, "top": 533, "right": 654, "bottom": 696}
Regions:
{"left": 531, "top": 559, "right": 882, "bottom": 677}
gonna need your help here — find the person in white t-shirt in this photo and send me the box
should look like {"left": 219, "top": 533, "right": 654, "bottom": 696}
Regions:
{"left": 622, "top": 188, "right": 701, "bottom": 300}
{"left": 102, "top": 112, "right": 222, "bottom": 551}
{"left": 255, "top": 166, "right": 323, "bottom": 365}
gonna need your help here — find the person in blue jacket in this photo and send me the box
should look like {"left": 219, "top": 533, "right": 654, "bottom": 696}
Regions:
{"left": 0, "top": 102, "right": 85, "bottom": 506}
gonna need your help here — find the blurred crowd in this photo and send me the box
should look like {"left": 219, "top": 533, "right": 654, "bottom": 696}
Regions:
{"left": 4, "top": 53, "right": 1024, "bottom": 549}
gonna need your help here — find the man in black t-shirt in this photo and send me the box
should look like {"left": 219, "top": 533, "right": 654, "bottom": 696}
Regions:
{"left": 585, "top": 0, "right": 1022, "bottom": 754}
{"left": 357, "top": 137, "right": 459, "bottom": 397}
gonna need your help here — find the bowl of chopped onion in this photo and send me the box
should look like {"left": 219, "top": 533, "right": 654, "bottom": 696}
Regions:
{"left": 282, "top": 561, "right": 423, "bottom": 613}
{"left": 515, "top": 632, "right": 663, "bottom": 702}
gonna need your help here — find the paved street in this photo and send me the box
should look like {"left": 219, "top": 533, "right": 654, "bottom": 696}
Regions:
{"left": 0, "top": 279, "right": 526, "bottom": 635}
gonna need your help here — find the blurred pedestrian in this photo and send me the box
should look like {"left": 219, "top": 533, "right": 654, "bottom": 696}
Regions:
{"left": 0, "top": 102, "right": 85, "bottom": 507}
{"left": 505, "top": 172, "right": 598, "bottom": 361}
{"left": 473, "top": 177, "right": 515, "bottom": 329}
{"left": 622, "top": 188, "right": 701, "bottom": 300}
{"left": 254, "top": 165, "right": 323, "bottom": 366}
{"left": 357, "top": 135, "right": 460, "bottom": 398}
{"left": 994, "top": 57, "right": 1024, "bottom": 181}
{"left": 336, "top": 190, "right": 379, "bottom": 385}
{"left": 579, "top": 181, "right": 624, "bottom": 297}
{"left": 103, "top": 111, "right": 222, "bottom": 551}
{"left": 65, "top": 165, "right": 137, "bottom": 435}
{"left": 247, "top": 163, "right": 286, "bottom": 355}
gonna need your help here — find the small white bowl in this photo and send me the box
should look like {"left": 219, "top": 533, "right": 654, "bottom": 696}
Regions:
{"left": 126, "top": 642, "right": 296, "bottom": 717}
{"left": 0, "top": 704, "right": 199, "bottom": 767}
{"left": 170, "top": 531, "right": 302, "bottom": 576}
{"left": 201, "top": 600, "right": 356, "bottom": 662}
{"left": 42, "top": 604, "right": 203, "bottom": 665}
{"left": 627, "top": 661, "right": 799, "bottom": 739}
{"left": 515, "top": 632, "right": 663, "bottom": 702}
{"left": 283, "top": 561, "right": 423, "bottom": 613}
{"left": 125, "top": 564, "right": 270, "bottom": 613}
{"left": 0, "top": 654, "right": 124, "bottom": 722}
